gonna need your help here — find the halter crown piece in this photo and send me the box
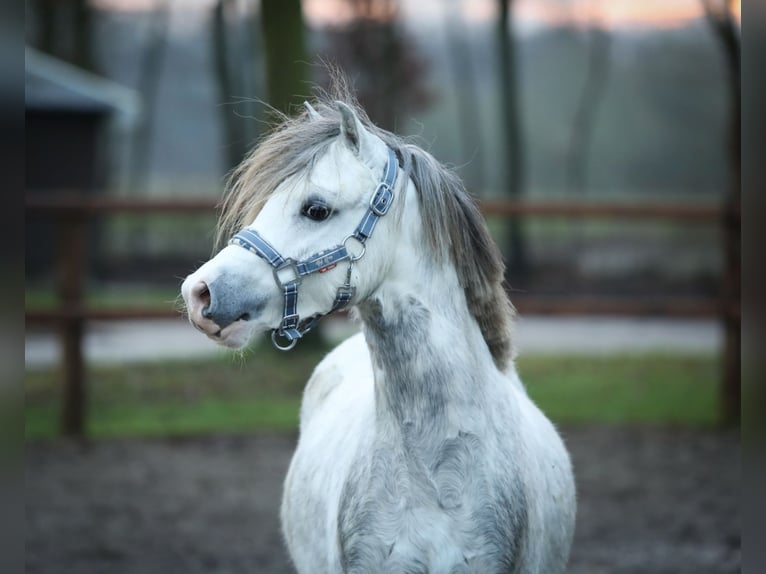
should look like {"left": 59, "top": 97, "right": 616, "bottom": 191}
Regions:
{"left": 229, "top": 146, "right": 399, "bottom": 351}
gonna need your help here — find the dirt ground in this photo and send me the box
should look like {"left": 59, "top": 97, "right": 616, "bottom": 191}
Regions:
{"left": 26, "top": 426, "right": 740, "bottom": 574}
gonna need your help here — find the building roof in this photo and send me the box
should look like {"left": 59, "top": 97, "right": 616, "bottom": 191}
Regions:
{"left": 25, "top": 46, "right": 140, "bottom": 125}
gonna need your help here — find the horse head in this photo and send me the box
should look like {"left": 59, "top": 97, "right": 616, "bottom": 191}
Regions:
{"left": 181, "top": 101, "right": 405, "bottom": 350}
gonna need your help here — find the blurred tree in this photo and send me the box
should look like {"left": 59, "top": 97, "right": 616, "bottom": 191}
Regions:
{"left": 129, "top": 1, "right": 170, "bottom": 192}
{"left": 566, "top": 24, "right": 611, "bottom": 195}
{"left": 210, "top": 1, "right": 266, "bottom": 172}
{"left": 316, "top": 0, "right": 433, "bottom": 130}
{"left": 444, "top": 0, "right": 484, "bottom": 191}
{"left": 32, "top": 0, "right": 94, "bottom": 71}
{"left": 497, "top": 0, "right": 528, "bottom": 279}
{"left": 701, "top": 0, "right": 740, "bottom": 189}
{"left": 212, "top": 0, "right": 247, "bottom": 171}
{"left": 261, "top": 0, "right": 309, "bottom": 115}
{"left": 701, "top": 0, "right": 740, "bottom": 424}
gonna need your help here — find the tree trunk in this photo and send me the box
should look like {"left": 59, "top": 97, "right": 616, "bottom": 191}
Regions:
{"left": 567, "top": 26, "right": 610, "bottom": 195}
{"left": 129, "top": 1, "right": 170, "bottom": 192}
{"left": 701, "top": 0, "right": 740, "bottom": 425}
{"left": 445, "top": 0, "right": 485, "bottom": 191}
{"left": 72, "top": 0, "right": 93, "bottom": 71}
{"left": 261, "top": 0, "right": 308, "bottom": 115}
{"left": 212, "top": 0, "right": 247, "bottom": 171}
{"left": 34, "top": 0, "right": 92, "bottom": 71}
{"left": 497, "top": 0, "right": 528, "bottom": 279}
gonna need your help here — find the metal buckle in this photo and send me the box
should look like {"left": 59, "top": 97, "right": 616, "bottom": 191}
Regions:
{"left": 272, "top": 259, "right": 301, "bottom": 288}
{"left": 370, "top": 183, "right": 393, "bottom": 216}
{"left": 337, "top": 283, "right": 355, "bottom": 297}
{"left": 335, "top": 284, "right": 356, "bottom": 308}
{"left": 281, "top": 313, "right": 300, "bottom": 329}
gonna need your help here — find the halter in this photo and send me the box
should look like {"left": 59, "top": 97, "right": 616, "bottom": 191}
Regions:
{"left": 229, "top": 146, "right": 399, "bottom": 351}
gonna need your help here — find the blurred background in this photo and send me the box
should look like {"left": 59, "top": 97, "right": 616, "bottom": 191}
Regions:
{"left": 25, "top": 1, "right": 740, "bottom": 573}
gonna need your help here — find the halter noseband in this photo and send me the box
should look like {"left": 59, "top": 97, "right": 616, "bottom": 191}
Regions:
{"left": 229, "top": 146, "right": 399, "bottom": 351}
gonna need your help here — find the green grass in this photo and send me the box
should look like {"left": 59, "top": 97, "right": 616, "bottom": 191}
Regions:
{"left": 25, "top": 348, "right": 720, "bottom": 440}
{"left": 25, "top": 399, "right": 301, "bottom": 439}
{"left": 519, "top": 354, "right": 719, "bottom": 426}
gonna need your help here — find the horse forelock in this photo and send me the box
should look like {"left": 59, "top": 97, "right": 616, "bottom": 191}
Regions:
{"left": 216, "top": 87, "right": 514, "bottom": 370}
{"left": 215, "top": 111, "right": 340, "bottom": 251}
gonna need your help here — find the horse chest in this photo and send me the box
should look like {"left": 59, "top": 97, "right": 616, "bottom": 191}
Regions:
{"left": 337, "top": 431, "right": 527, "bottom": 574}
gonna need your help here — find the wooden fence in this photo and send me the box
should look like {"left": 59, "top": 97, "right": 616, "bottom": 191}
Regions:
{"left": 26, "top": 195, "right": 740, "bottom": 435}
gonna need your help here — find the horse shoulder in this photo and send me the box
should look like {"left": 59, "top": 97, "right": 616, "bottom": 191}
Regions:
{"left": 283, "top": 332, "right": 376, "bottom": 573}
{"left": 299, "top": 331, "right": 372, "bottom": 430}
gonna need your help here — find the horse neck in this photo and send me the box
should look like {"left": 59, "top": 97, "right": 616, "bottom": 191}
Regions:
{"left": 358, "top": 246, "right": 502, "bottom": 440}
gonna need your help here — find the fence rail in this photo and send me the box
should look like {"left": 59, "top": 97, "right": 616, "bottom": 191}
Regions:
{"left": 27, "top": 195, "right": 729, "bottom": 220}
{"left": 26, "top": 194, "right": 740, "bottom": 435}
{"left": 480, "top": 199, "right": 729, "bottom": 221}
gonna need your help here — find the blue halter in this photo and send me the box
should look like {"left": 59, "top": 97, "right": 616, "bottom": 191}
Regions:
{"left": 229, "top": 146, "right": 399, "bottom": 350}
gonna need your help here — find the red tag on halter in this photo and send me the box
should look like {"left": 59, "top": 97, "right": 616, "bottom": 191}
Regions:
{"left": 318, "top": 264, "right": 337, "bottom": 273}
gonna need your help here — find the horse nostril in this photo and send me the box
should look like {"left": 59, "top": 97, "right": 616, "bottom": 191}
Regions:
{"left": 191, "top": 281, "right": 212, "bottom": 316}
{"left": 190, "top": 278, "right": 259, "bottom": 330}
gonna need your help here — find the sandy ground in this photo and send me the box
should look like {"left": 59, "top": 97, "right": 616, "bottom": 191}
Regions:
{"left": 26, "top": 426, "right": 739, "bottom": 574}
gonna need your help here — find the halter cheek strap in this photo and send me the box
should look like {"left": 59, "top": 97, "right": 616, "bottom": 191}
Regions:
{"left": 229, "top": 146, "right": 399, "bottom": 351}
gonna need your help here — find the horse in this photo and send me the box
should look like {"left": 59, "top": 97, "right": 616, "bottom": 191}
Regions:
{"left": 181, "top": 94, "right": 576, "bottom": 573}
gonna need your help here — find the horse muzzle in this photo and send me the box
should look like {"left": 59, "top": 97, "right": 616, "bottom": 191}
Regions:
{"left": 181, "top": 273, "right": 268, "bottom": 347}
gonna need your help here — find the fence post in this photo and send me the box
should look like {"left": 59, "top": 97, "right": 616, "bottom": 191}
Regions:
{"left": 721, "top": 195, "right": 741, "bottom": 426}
{"left": 58, "top": 215, "right": 86, "bottom": 437}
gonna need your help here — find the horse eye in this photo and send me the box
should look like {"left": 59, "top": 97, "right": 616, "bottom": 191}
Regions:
{"left": 301, "top": 202, "right": 332, "bottom": 222}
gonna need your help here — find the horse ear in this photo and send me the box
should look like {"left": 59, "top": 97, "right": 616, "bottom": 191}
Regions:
{"left": 304, "top": 101, "right": 321, "bottom": 121}
{"left": 335, "top": 101, "right": 374, "bottom": 158}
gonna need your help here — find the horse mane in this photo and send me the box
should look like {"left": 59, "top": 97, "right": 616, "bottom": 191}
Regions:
{"left": 216, "top": 82, "right": 515, "bottom": 370}
{"left": 402, "top": 145, "right": 516, "bottom": 370}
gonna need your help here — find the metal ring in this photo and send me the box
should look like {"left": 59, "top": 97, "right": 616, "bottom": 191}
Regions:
{"left": 343, "top": 235, "right": 366, "bottom": 261}
{"left": 271, "top": 330, "right": 298, "bottom": 351}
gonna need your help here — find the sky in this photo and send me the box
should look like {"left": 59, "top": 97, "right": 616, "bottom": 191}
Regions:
{"left": 92, "top": 0, "right": 741, "bottom": 31}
